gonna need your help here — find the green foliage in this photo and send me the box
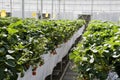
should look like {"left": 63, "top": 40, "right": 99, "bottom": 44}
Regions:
{"left": 0, "top": 17, "right": 85, "bottom": 79}
{"left": 70, "top": 20, "right": 120, "bottom": 80}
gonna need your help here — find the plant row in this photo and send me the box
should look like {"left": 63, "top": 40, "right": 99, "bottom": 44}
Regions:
{"left": 70, "top": 20, "right": 120, "bottom": 80}
{"left": 0, "top": 17, "right": 85, "bottom": 80}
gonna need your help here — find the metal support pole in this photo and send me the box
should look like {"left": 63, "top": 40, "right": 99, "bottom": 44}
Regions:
{"left": 51, "top": 0, "right": 54, "bottom": 19}
{"left": 2, "top": 0, "right": 3, "bottom": 9}
{"left": 58, "top": 0, "right": 61, "bottom": 19}
{"left": 37, "top": 0, "right": 38, "bottom": 11}
{"left": 22, "top": 0, "right": 24, "bottom": 19}
{"left": 63, "top": 0, "right": 65, "bottom": 19}
{"left": 37, "top": 0, "right": 39, "bottom": 19}
{"left": 60, "top": 60, "right": 63, "bottom": 72}
{"left": 41, "top": 0, "right": 43, "bottom": 19}
{"left": 109, "top": 0, "right": 112, "bottom": 21}
{"left": 91, "top": 0, "right": 93, "bottom": 20}
{"left": 50, "top": 74, "right": 53, "bottom": 80}
{"left": 10, "top": 0, "right": 12, "bottom": 17}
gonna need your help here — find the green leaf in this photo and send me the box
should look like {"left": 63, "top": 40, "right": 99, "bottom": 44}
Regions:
{"left": 0, "top": 57, "right": 5, "bottom": 62}
{"left": 0, "top": 47, "right": 6, "bottom": 56}
{"left": 7, "top": 28, "right": 18, "bottom": 35}
{"left": 5, "top": 59, "right": 16, "bottom": 67}
{"left": 6, "top": 55, "right": 15, "bottom": 60}
{"left": 0, "top": 68, "right": 5, "bottom": 80}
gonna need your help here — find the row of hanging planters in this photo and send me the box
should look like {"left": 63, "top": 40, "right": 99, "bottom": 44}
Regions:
{"left": 70, "top": 20, "right": 120, "bottom": 80}
{"left": 0, "top": 17, "right": 85, "bottom": 80}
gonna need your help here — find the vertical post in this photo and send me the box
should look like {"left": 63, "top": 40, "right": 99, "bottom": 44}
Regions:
{"left": 2, "top": 0, "right": 3, "bottom": 9}
{"left": 10, "top": 0, "right": 12, "bottom": 17}
{"left": 91, "top": 0, "right": 93, "bottom": 20}
{"left": 58, "top": 0, "right": 61, "bottom": 19}
{"left": 22, "top": 0, "right": 24, "bottom": 19}
{"left": 60, "top": 60, "right": 63, "bottom": 72}
{"left": 29, "top": 0, "right": 30, "bottom": 18}
{"left": 41, "top": 0, "right": 43, "bottom": 19}
{"left": 37, "top": 0, "right": 38, "bottom": 19}
{"left": 109, "top": 0, "right": 112, "bottom": 21}
{"left": 51, "top": 0, "right": 53, "bottom": 19}
{"left": 37, "top": 0, "right": 38, "bottom": 11}
{"left": 63, "top": 0, "right": 65, "bottom": 19}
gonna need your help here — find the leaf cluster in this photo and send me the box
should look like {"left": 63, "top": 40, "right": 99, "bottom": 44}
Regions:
{"left": 70, "top": 20, "right": 120, "bottom": 80}
{"left": 0, "top": 17, "right": 85, "bottom": 80}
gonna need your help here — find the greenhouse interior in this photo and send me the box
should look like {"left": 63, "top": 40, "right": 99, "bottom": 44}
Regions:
{"left": 0, "top": 0, "right": 120, "bottom": 80}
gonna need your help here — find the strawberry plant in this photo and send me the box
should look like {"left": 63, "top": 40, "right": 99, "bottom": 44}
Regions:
{"left": 0, "top": 17, "right": 85, "bottom": 80}
{"left": 70, "top": 20, "right": 120, "bottom": 80}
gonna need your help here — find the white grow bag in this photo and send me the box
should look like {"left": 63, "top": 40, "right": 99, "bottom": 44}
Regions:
{"left": 17, "top": 25, "right": 85, "bottom": 80}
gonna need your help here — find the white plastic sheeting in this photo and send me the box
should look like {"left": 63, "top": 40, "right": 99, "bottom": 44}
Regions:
{"left": 92, "top": 12, "right": 120, "bottom": 22}
{"left": 17, "top": 25, "right": 85, "bottom": 80}
{"left": 1, "top": 0, "right": 120, "bottom": 21}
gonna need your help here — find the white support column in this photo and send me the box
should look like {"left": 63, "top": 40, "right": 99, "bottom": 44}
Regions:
{"left": 37, "top": 0, "right": 39, "bottom": 19}
{"left": 91, "top": 0, "right": 94, "bottom": 20}
{"left": 63, "top": 0, "right": 65, "bottom": 19}
{"left": 51, "top": 0, "right": 54, "bottom": 19}
{"left": 10, "top": 0, "right": 12, "bottom": 17}
{"left": 37, "top": 0, "right": 38, "bottom": 11}
{"left": 22, "top": 0, "right": 24, "bottom": 19}
{"left": 58, "top": 0, "right": 61, "bottom": 19}
{"left": 41, "top": 0, "right": 43, "bottom": 19}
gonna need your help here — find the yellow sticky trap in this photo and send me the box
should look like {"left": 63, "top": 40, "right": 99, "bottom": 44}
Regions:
{"left": 45, "top": 12, "right": 49, "bottom": 18}
{"left": 32, "top": 12, "right": 36, "bottom": 17}
{"left": 1, "top": 10, "right": 6, "bottom": 17}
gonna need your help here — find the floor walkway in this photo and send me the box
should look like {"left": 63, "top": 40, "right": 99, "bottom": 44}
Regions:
{"left": 63, "top": 62, "right": 78, "bottom": 80}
